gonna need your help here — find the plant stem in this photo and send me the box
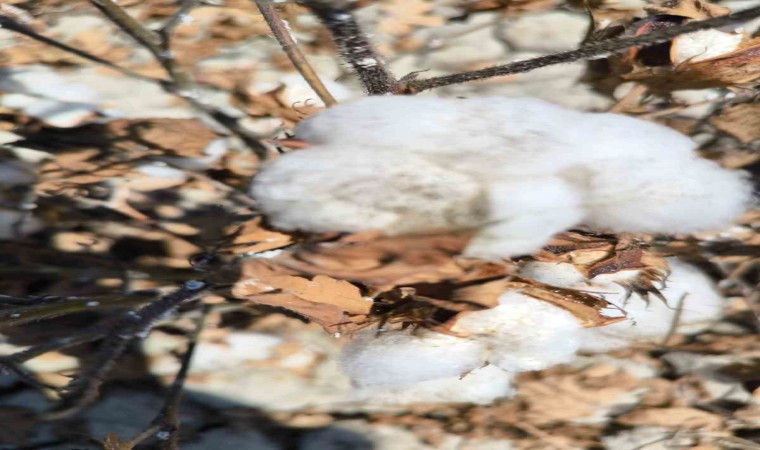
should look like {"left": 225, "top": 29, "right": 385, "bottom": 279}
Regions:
{"left": 256, "top": 0, "right": 337, "bottom": 106}
{"left": 298, "top": 0, "right": 398, "bottom": 95}
{"left": 402, "top": 5, "right": 760, "bottom": 93}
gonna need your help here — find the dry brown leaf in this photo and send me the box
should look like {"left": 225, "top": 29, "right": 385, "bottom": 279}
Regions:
{"left": 709, "top": 103, "right": 760, "bottom": 143}
{"left": 225, "top": 217, "right": 293, "bottom": 255}
{"left": 623, "top": 37, "right": 760, "bottom": 90}
{"left": 645, "top": 0, "right": 729, "bottom": 20}
{"left": 616, "top": 406, "right": 724, "bottom": 430}
{"left": 533, "top": 231, "right": 667, "bottom": 280}
{"left": 232, "top": 259, "right": 371, "bottom": 332}
{"left": 273, "top": 232, "right": 480, "bottom": 289}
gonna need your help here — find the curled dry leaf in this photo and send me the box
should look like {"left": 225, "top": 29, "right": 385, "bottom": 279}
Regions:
{"left": 224, "top": 217, "right": 293, "bottom": 255}
{"left": 709, "top": 102, "right": 760, "bottom": 144}
{"left": 533, "top": 231, "right": 668, "bottom": 279}
{"left": 272, "top": 232, "right": 482, "bottom": 289}
{"left": 624, "top": 36, "right": 760, "bottom": 90}
{"left": 452, "top": 276, "right": 625, "bottom": 328}
{"left": 232, "top": 259, "right": 371, "bottom": 333}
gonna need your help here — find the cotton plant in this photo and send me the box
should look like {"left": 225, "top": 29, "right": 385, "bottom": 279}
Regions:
{"left": 252, "top": 96, "right": 752, "bottom": 259}
{"left": 250, "top": 95, "right": 750, "bottom": 404}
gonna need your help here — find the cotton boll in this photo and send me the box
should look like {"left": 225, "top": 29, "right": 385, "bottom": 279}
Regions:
{"left": 581, "top": 157, "right": 752, "bottom": 234}
{"left": 355, "top": 365, "right": 516, "bottom": 405}
{"left": 518, "top": 260, "right": 728, "bottom": 352}
{"left": 671, "top": 29, "right": 743, "bottom": 64}
{"left": 340, "top": 329, "right": 485, "bottom": 388}
{"left": 451, "top": 292, "right": 583, "bottom": 372}
{"left": 251, "top": 147, "right": 488, "bottom": 235}
{"left": 463, "top": 177, "right": 584, "bottom": 259}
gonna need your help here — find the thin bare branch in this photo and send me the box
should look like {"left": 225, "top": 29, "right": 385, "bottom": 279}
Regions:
{"left": 297, "top": 0, "right": 398, "bottom": 95}
{"left": 125, "top": 306, "right": 209, "bottom": 450}
{"left": 46, "top": 280, "right": 208, "bottom": 419}
{"left": 256, "top": 0, "right": 337, "bottom": 106}
{"left": 0, "top": 13, "right": 164, "bottom": 83}
{"left": 402, "top": 5, "right": 760, "bottom": 93}
{"left": 87, "top": 0, "right": 269, "bottom": 157}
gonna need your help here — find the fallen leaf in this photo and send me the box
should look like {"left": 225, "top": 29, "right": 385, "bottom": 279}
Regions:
{"left": 709, "top": 103, "right": 760, "bottom": 144}
{"left": 232, "top": 259, "right": 371, "bottom": 333}
{"left": 645, "top": 0, "right": 730, "bottom": 20}
{"left": 617, "top": 406, "right": 724, "bottom": 430}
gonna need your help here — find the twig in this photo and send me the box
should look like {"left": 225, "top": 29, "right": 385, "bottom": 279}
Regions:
{"left": 402, "top": 5, "right": 760, "bottom": 93}
{"left": 0, "top": 13, "right": 163, "bottom": 83}
{"left": 297, "top": 0, "right": 398, "bottom": 95}
{"left": 125, "top": 305, "right": 209, "bottom": 450}
{"left": 88, "top": 0, "right": 269, "bottom": 157}
{"left": 46, "top": 280, "right": 208, "bottom": 419}
{"left": 256, "top": 0, "right": 337, "bottom": 106}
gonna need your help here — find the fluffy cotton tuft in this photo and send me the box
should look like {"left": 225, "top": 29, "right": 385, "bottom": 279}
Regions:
{"left": 340, "top": 329, "right": 485, "bottom": 388}
{"left": 518, "top": 259, "right": 727, "bottom": 352}
{"left": 580, "top": 157, "right": 753, "bottom": 234}
{"left": 451, "top": 292, "right": 583, "bottom": 371}
{"left": 252, "top": 147, "right": 487, "bottom": 235}
{"left": 339, "top": 291, "right": 584, "bottom": 403}
{"left": 354, "top": 365, "right": 516, "bottom": 405}
{"left": 253, "top": 96, "right": 752, "bottom": 259}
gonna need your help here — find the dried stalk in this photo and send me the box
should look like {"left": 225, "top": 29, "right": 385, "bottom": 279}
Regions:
{"left": 298, "top": 0, "right": 398, "bottom": 95}
{"left": 256, "top": 0, "right": 337, "bottom": 106}
{"left": 124, "top": 306, "right": 208, "bottom": 450}
{"left": 46, "top": 280, "right": 208, "bottom": 419}
{"left": 402, "top": 5, "right": 760, "bottom": 92}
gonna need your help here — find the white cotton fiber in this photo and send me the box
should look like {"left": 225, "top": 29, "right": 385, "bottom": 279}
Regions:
{"left": 517, "top": 259, "right": 727, "bottom": 352}
{"left": 354, "top": 364, "right": 516, "bottom": 405}
{"left": 451, "top": 292, "right": 584, "bottom": 371}
{"left": 464, "top": 177, "right": 584, "bottom": 259}
{"left": 252, "top": 147, "right": 487, "bottom": 235}
{"left": 580, "top": 157, "right": 753, "bottom": 234}
{"left": 252, "top": 95, "right": 752, "bottom": 259}
{"left": 340, "top": 329, "right": 485, "bottom": 388}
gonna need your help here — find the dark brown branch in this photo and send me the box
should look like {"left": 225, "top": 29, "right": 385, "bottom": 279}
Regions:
{"left": 403, "top": 5, "right": 760, "bottom": 93}
{"left": 124, "top": 306, "right": 209, "bottom": 450}
{"left": 298, "top": 0, "right": 398, "bottom": 95}
{"left": 256, "top": 0, "right": 337, "bottom": 106}
{"left": 46, "top": 280, "right": 208, "bottom": 419}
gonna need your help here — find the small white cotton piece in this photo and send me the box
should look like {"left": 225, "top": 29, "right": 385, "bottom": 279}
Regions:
{"left": 451, "top": 292, "right": 583, "bottom": 372}
{"left": 355, "top": 365, "right": 516, "bottom": 405}
{"left": 671, "top": 29, "right": 743, "bottom": 64}
{"left": 464, "top": 177, "right": 584, "bottom": 259}
{"left": 518, "top": 259, "right": 728, "bottom": 352}
{"left": 580, "top": 157, "right": 752, "bottom": 234}
{"left": 340, "top": 329, "right": 484, "bottom": 388}
{"left": 252, "top": 147, "right": 487, "bottom": 235}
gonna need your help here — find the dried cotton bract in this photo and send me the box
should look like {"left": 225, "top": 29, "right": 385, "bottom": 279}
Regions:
{"left": 252, "top": 96, "right": 752, "bottom": 259}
